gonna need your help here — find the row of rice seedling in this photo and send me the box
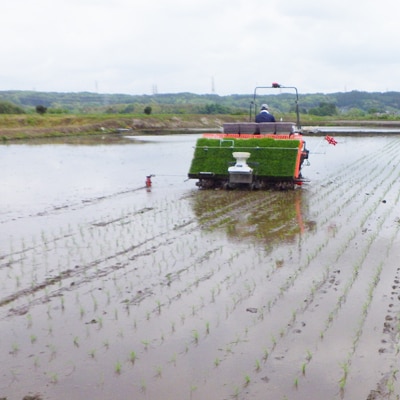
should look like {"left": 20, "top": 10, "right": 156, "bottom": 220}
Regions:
{"left": 308, "top": 136, "right": 400, "bottom": 220}
{"left": 179, "top": 169, "right": 382, "bottom": 390}
{"left": 332, "top": 191, "right": 400, "bottom": 398}
{"left": 89, "top": 193, "right": 305, "bottom": 398}
{"left": 0, "top": 192, "right": 203, "bottom": 390}
{"left": 307, "top": 140, "right": 378, "bottom": 209}
{"left": 209, "top": 136, "right": 400, "bottom": 399}
{"left": 243, "top": 158, "right": 386, "bottom": 321}
{"left": 36, "top": 194, "right": 272, "bottom": 394}
{"left": 253, "top": 137, "right": 400, "bottom": 399}
{"left": 1, "top": 193, "right": 195, "bottom": 308}
{"left": 0, "top": 187, "right": 316, "bottom": 396}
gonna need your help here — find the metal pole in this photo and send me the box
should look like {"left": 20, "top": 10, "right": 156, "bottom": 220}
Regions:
{"left": 253, "top": 85, "right": 301, "bottom": 129}
{"left": 249, "top": 101, "right": 254, "bottom": 122}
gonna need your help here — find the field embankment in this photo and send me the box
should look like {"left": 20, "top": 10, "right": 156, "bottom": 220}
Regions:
{"left": 0, "top": 114, "right": 230, "bottom": 140}
{"left": 2, "top": 114, "right": 400, "bottom": 141}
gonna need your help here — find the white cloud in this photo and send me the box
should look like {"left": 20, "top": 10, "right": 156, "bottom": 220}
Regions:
{"left": 1, "top": 0, "right": 399, "bottom": 94}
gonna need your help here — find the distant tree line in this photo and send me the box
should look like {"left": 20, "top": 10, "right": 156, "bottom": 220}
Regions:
{"left": 1, "top": 90, "right": 400, "bottom": 116}
{"left": 308, "top": 102, "right": 338, "bottom": 116}
{"left": 0, "top": 100, "right": 25, "bottom": 114}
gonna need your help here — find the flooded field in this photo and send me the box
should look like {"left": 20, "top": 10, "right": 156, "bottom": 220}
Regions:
{"left": 1, "top": 133, "right": 400, "bottom": 400}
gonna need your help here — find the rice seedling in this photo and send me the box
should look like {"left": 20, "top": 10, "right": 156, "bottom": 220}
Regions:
{"left": 192, "top": 329, "right": 199, "bottom": 344}
{"left": 47, "top": 324, "right": 53, "bottom": 336}
{"left": 46, "top": 304, "right": 52, "bottom": 319}
{"left": 214, "top": 357, "right": 220, "bottom": 367}
{"left": 92, "top": 296, "right": 98, "bottom": 312}
{"left": 232, "top": 386, "right": 240, "bottom": 398}
{"left": 48, "top": 372, "right": 58, "bottom": 384}
{"left": 210, "top": 287, "right": 216, "bottom": 302}
{"left": 189, "top": 385, "right": 198, "bottom": 400}
{"left": 115, "top": 361, "right": 122, "bottom": 374}
{"left": 244, "top": 374, "right": 251, "bottom": 386}
{"left": 155, "top": 365, "right": 162, "bottom": 378}
{"left": 141, "top": 339, "right": 150, "bottom": 350}
{"left": 169, "top": 353, "right": 177, "bottom": 366}
{"left": 129, "top": 351, "right": 137, "bottom": 363}
{"left": 180, "top": 313, "right": 186, "bottom": 324}
{"left": 156, "top": 299, "right": 162, "bottom": 313}
{"left": 338, "top": 362, "right": 349, "bottom": 390}
{"left": 11, "top": 342, "right": 19, "bottom": 355}
{"left": 387, "top": 376, "right": 395, "bottom": 395}
{"left": 26, "top": 314, "right": 33, "bottom": 328}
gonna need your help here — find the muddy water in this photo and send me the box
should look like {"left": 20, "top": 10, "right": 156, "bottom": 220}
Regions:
{"left": 0, "top": 135, "right": 195, "bottom": 221}
{"left": 1, "top": 134, "right": 400, "bottom": 400}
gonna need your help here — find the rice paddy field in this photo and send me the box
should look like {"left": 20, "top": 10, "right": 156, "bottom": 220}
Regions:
{"left": 1, "top": 133, "right": 400, "bottom": 400}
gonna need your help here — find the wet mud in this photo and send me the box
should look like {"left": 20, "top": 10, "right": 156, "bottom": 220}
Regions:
{"left": 1, "top": 134, "right": 400, "bottom": 399}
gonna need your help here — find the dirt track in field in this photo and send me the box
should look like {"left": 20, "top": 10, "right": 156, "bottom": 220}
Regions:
{"left": 1, "top": 134, "right": 400, "bottom": 400}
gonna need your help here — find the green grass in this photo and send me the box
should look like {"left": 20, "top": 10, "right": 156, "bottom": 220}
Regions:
{"left": 188, "top": 137, "right": 301, "bottom": 178}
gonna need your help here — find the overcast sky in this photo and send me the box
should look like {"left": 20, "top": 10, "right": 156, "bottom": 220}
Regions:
{"left": 1, "top": 0, "right": 399, "bottom": 95}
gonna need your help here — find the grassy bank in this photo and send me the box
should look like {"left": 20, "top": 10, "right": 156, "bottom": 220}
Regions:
{"left": 0, "top": 114, "right": 234, "bottom": 141}
{"left": 1, "top": 113, "right": 400, "bottom": 141}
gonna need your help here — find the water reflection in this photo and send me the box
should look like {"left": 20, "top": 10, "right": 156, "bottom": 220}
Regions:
{"left": 190, "top": 189, "right": 315, "bottom": 247}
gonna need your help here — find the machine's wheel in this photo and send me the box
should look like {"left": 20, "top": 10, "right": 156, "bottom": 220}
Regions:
{"left": 250, "top": 181, "right": 260, "bottom": 190}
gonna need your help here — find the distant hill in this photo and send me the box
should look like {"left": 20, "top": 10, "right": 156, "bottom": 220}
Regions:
{"left": 1, "top": 90, "right": 400, "bottom": 115}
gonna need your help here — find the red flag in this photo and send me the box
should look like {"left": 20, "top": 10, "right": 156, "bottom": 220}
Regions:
{"left": 325, "top": 135, "right": 337, "bottom": 146}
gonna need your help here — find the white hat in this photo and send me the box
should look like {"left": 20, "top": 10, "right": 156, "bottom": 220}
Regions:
{"left": 261, "top": 104, "right": 269, "bottom": 110}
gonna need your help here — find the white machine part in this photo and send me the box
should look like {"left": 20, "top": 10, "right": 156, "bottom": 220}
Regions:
{"left": 228, "top": 152, "right": 253, "bottom": 184}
